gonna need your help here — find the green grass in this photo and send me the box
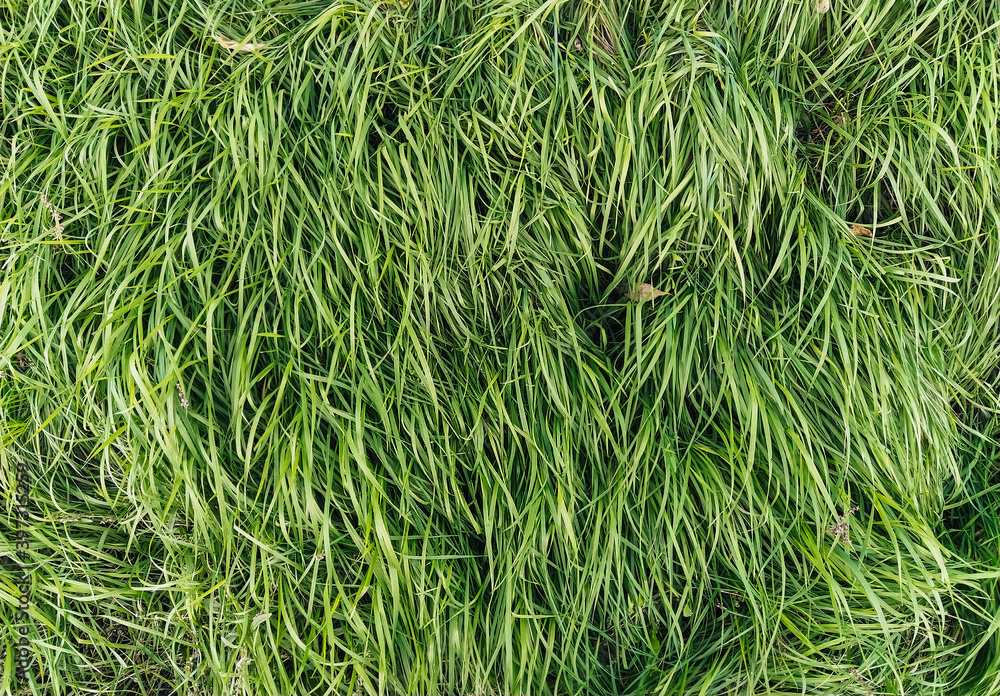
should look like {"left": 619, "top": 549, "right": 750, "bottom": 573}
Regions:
{"left": 2, "top": 0, "right": 1000, "bottom": 694}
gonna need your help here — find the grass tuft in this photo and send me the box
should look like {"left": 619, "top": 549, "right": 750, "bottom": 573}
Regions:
{"left": 2, "top": 1, "right": 1000, "bottom": 694}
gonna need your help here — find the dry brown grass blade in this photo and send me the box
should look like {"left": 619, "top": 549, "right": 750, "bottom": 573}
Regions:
{"left": 594, "top": 20, "right": 617, "bottom": 56}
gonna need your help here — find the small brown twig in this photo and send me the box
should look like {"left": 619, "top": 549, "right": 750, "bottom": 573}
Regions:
{"left": 829, "top": 505, "right": 860, "bottom": 548}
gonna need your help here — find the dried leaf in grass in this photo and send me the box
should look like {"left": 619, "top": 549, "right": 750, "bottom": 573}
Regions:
{"left": 214, "top": 35, "right": 264, "bottom": 52}
{"left": 814, "top": 0, "right": 830, "bottom": 12}
{"left": 849, "top": 225, "right": 873, "bottom": 238}
{"left": 627, "top": 283, "right": 666, "bottom": 303}
{"left": 829, "top": 505, "right": 860, "bottom": 547}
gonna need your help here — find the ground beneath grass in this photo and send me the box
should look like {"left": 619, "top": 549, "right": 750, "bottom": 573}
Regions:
{"left": 2, "top": 1, "right": 1000, "bottom": 695}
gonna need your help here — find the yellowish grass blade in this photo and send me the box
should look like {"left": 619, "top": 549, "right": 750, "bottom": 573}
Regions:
{"left": 214, "top": 35, "right": 264, "bottom": 52}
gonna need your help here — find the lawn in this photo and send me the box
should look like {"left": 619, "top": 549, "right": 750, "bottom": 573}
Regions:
{"left": 2, "top": 0, "right": 1000, "bottom": 694}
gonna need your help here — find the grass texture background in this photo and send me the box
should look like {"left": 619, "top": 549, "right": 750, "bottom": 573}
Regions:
{"left": 2, "top": 0, "right": 1000, "bottom": 694}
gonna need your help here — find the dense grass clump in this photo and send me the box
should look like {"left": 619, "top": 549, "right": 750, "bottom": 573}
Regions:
{"left": 3, "top": 0, "right": 1000, "bottom": 694}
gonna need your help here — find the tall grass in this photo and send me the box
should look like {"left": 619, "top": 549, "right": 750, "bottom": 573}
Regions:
{"left": 2, "top": 0, "right": 1000, "bottom": 694}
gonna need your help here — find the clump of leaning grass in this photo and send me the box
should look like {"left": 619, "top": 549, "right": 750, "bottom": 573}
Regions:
{"left": 1, "top": 1, "right": 999, "bottom": 695}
